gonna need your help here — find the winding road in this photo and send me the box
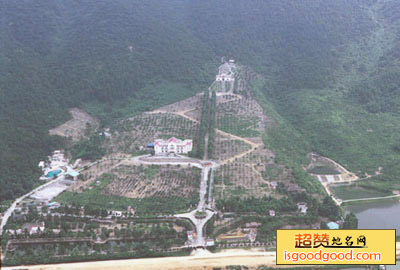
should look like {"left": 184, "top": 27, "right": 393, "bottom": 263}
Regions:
{"left": 0, "top": 174, "right": 66, "bottom": 236}
{"left": 1, "top": 62, "right": 263, "bottom": 259}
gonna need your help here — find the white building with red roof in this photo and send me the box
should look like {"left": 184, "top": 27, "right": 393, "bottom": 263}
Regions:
{"left": 154, "top": 137, "right": 193, "bottom": 155}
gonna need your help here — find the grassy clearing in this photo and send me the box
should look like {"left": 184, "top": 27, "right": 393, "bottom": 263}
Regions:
{"left": 308, "top": 166, "right": 341, "bottom": 175}
{"left": 330, "top": 185, "right": 391, "bottom": 200}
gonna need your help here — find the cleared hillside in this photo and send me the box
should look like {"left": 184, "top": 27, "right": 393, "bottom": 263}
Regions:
{"left": 1, "top": 0, "right": 400, "bottom": 203}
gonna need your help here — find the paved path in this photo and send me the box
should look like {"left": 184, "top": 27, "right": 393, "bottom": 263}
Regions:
{"left": 207, "top": 168, "right": 215, "bottom": 208}
{"left": 133, "top": 155, "right": 207, "bottom": 169}
{"left": 174, "top": 164, "right": 214, "bottom": 247}
{"left": 0, "top": 155, "right": 166, "bottom": 237}
{"left": 3, "top": 249, "right": 276, "bottom": 270}
{"left": 198, "top": 166, "right": 211, "bottom": 210}
{"left": 320, "top": 182, "right": 342, "bottom": 206}
{"left": 0, "top": 174, "right": 65, "bottom": 235}
{"left": 135, "top": 90, "right": 264, "bottom": 247}
{"left": 341, "top": 194, "right": 400, "bottom": 204}
{"left": 1, "top": 62, "right": 260, "bottom": 262}
{"left": 129, "top": 155, "right": 217, "bottom": 247}
{"left": 171, "top": 97, "right": 262, "bottom": 165}
{"left": 175, "top": 209, "right": 214, "bottom": 247}
{"left": 0, "top": 157, "right": 111, "bottom": 238}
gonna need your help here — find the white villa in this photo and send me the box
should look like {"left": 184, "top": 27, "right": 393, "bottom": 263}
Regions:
{"left": 154, "top": 137, "right": 193, "bottom": 155}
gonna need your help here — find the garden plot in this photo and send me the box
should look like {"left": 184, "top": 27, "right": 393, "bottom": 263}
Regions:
{"left": 103, "top": 164, "right": 201, "bottom": 199}
{"left": 72, "top": 159, "right": 125, "bottom": 192}
{"left": 330, "top": 184, "right": 392, "bottom": 200}
{"left": 108, "top": 113, "right": 199, "bottom": 153}
{"left": 214, "top": 136, "right": 300, "bottom": 200}
{"left": 214, "top": 162, "right": 270, "bottom": 199}
{"left": 216, "top": 96, "right": 269, "bottom": 137}
{"left": 213, "top": 133, "right": 251, "bottom": 162}
{"left": 213, "top": 141, "right": 286, "bottom": 200}
{"left": 49, "top": 108, "right": 99, "bottom": 142}
{"left": 184, "top": 108, "right": 202, "bottom": 122}
{"left": 236, "top": 139, "right": 275, "bottom": 165}
{"left": 238, "top": 142, "right": 290, "bottom": 183}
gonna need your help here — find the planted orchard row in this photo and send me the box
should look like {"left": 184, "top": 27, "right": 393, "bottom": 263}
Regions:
{"left": 105, "top": 165, "right": 201, "bottom": 199}
{"left": 110, "top": 113, "right": 198, "bottom": 153}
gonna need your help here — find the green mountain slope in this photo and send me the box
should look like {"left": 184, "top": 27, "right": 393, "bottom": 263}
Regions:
{"left": 190, "top": 0, "right": 400, "bottom": 185}
{"left": 1, "top": 0, "right": 400, "bottom": 203}
{"left": 0, "top": 0, "right": 217, "bottom": 201}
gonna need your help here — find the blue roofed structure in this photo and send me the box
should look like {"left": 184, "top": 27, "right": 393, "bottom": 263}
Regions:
{"left": 327, "top": 221, "right": 340, "bottom": 229}
{"left": 65, "top": 170, "right": 79, "bottom": 180}
{"left": 146, "top": 143, "right": 154, "bottom": 148}
{"left": 66, "top": 170, "right": 79, "bottom": 177}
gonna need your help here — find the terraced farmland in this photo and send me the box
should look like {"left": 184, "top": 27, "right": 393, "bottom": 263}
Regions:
{"left": 104, "top": 164, "right": 201, "bottom": 199}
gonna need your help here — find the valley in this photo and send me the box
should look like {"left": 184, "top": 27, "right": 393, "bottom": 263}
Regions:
{"left": 2, "top": 57, "right": 400, "bottom": 267}
{"left": 2, "top": 0, "right": 400, "bottom": 268}
{"left": 1, "top": 61, "right": 329, "bottom": 266}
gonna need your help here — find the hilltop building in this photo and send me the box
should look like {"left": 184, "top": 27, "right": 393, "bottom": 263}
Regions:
{"left": 154, "top": 137, "right": 193, "bottom": 155}
{"left": 65, "top": 170, "right": 79, "bottom": 181}
{"left": 216, "top": 74, "right": 234, "bottom": 82}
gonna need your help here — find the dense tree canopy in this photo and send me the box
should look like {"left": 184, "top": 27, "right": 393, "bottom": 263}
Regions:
{"left": 343, "top": 212, "right": 359, "bottom": 229}
{"left": 1, "top": 0, "right": 400, "bottom": 203}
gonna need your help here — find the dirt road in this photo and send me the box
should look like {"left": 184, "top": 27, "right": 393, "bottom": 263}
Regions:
{"left": 5, "top": 243, "right": 400, "bottom": 270}
{"left": 3, "top": 249, "right": 276, "bottom": 270}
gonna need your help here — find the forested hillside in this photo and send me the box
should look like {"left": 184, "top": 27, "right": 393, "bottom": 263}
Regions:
{"left": 189, "top": 0, "right": 400, "bottom": 186}
{"left": 1, "top": 0, "right": 400, "bottom": 203}
{"left": 0, "top": 0, "right": 217, "bottom": 202}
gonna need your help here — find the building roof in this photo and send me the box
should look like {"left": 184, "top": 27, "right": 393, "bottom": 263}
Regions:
{"left": 155, "top": 137, "right": 192, "bottom": 146}
{"left": 48, "top": 202, "right": 59, "bottom": 206}
{"left": 66, "top": 170, "right": 79, "bottom": 177}
{"left": 168, "top": 137, "right": 178, "bottom": 143}
{"left": 327, "top": 222, "right": 340, "bottom": 229}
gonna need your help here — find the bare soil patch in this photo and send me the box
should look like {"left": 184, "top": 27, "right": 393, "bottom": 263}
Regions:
{"left": 156, "top": 94, "right": 203, "bottom": 113}
{"left": 49, "top": 108, "right": 99, "bottom": 142}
